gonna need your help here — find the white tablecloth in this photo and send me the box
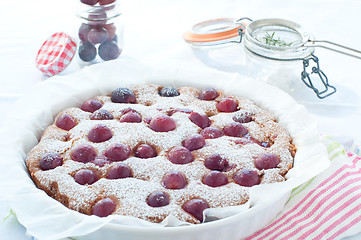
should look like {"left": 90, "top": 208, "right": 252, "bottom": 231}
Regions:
{"left": 1, "top": 0, "right": 360, "bottom": 239}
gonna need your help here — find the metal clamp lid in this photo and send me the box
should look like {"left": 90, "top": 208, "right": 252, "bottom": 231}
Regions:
{"left": 299, "top": 40, "right": 361, "bottom": 98}
{"left": 301, "top": 55, "right": 337, "bottom": 99}
{"left": 304, "top": 40, "right": 361, "bottom": 60}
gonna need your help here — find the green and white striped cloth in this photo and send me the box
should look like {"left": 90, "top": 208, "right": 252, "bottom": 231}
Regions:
{"left": 248, "top": 136, "right": 361, "bottom": 240}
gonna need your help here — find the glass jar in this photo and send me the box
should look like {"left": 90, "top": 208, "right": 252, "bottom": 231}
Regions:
{"left": 184, "top": 18, "right": 337, "bottom": 99}
{"left": 75, "top": 0, "right": 123, "bottom": 65}
{"left": 242, "top": 18, "right": 315, "bottom": 93}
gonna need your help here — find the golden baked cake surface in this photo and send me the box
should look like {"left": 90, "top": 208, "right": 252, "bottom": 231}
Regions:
{"left": 26, "top": 84, "right": 295, "bottom": 224}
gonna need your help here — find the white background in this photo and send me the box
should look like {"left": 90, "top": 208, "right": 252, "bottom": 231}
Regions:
{"left": 1, "top": 0, "right": 361, "bottom": 239}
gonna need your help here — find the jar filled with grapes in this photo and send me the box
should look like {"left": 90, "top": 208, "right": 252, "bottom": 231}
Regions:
{"left": 76, "top": 0, "right": 122, "bottom": 64}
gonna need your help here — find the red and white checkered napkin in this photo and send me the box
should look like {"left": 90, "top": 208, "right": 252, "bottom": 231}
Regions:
{"left": 35, "top": 32, "right": 77, "bottom": 77}
{"left": 247, "top": 140, "right": 361, "bottom": 240}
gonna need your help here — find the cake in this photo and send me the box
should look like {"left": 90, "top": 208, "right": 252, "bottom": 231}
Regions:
{"left": 26, "top": 84, "right": 295, "bottom": 224}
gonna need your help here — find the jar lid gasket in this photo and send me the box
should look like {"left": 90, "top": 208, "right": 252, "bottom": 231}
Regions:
{"left": 183, "top": 18, "right": 246, "bottom": 46}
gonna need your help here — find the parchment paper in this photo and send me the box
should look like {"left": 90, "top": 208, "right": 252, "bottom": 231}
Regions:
{"left": 0, "top": 58, "right": 330, "bottom": 240}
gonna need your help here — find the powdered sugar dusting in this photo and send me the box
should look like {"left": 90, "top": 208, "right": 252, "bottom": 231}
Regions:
{"left": 26, "top": 84, "right": 295, "bottom": 224}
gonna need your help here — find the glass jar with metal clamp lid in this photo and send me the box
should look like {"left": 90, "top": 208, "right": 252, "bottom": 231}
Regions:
{"left": 184, "top": 17, "right": 361, "bottom": 99}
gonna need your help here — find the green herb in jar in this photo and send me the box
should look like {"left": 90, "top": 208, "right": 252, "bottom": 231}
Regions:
{"left": 262, "top": 32, "right": 293, "bottom": 47}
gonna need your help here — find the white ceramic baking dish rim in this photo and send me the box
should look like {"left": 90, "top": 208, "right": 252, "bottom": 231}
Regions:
{"left": 0, "top": 58, "right": 330, "bottom": 240}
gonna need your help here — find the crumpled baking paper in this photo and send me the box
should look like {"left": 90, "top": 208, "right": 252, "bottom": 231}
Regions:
{"left": 0, "top": 58, "right": 330, "bottom": 240}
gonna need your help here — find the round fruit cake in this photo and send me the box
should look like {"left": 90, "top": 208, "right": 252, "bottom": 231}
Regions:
{"left": 26, "top": 84, "right": 296, "bottom": 224}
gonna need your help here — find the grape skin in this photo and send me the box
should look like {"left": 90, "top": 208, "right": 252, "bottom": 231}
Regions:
{"left": 146, "top": 191, "right": 170, "bottom": 207}
{"left": 88, "top": 124, "right": 113, "bottom": 143}
{"left": 188, "top": 112, "right": 211, "bottom": 129}
{"left": 106, "top": 163, "right": 132, "bottom": 179}
{"left": 74, "top": 169, "right": 99, "bottom": 185}
{"left": 70, "top": 145, "right": 97, "bottom": 163}
{"left": 39, "top": 153, "right": 63, "bottom": 171}
{"left": 119, "top": 111, "right": 142, "bottom": 123}
{"left": 81, "top": 99, "right": 103, "bottom": 113}
{"left": 104, "top": 143, "right": 131, "bottom": 161}
{"left": 233, "top": 110, "right": 252, "bottom": 123}
{"left": 159, "top": 86, "right": 180, "bottom": 97}
{"left": 183, "top": 134, "right": 206, "bottom": 151}
{"left": 223, "top": 122, "right": 248, "bottom": 137}
{"left": 78, "top": 41, "right": 97, "bottom": 62}
{"left": 98, "top": 41, "right": 121, "bottom": 61}
{"left": 216, "top": 98, "right": 238, "bottom": 112}
{"left": 182, "top": 199, "right": 209, "bottom": 222}
{"left": 204, "top": 153, "right": 229, "bottom": 171}
{"left": 104, "top": 23, "right": 116, "bottom": 40}
{"left": 200, "top": 127, "right": 223, "bottom": 139}
{"left": 78, "top": 23, "right": 92, "bottom": 42}
{"left": 233, "top": 169, "right": 260, "bottom": 187}
{"left": 198, "top": 88, "right": 219, "bottom": 101}
{"left": 92, "top": 198, "right": 116, "bottom": 217}
{"left": 162, "top": 171, "right": 187, "bottom": 189}
{"left": 111, "top": 88, "right": 136, "bottom": 103}
{"left": 254, "top": 153, "right": 280, "bottom": 170}
{"left": 135, "top": 144, "right": 157, "bottom": 159}
{"left": 55, "top": 113, "right": 76, "bottom": 131}
{"left": 81, "top": 0, "right": 98, "bottom": 6}
{"left": 99, "top": 0, "right": 115, "bottom": 5}
{"left": 90, "top": 109, "right": 114, "bottom": 120}
{"left": 202, "top": 171, "right": 229, "bottom": 187}
{"left": 168, "top": 146, "right": 194, "bottom": 164}
{"left": 149, "top": 115, "right": 176, "bottom": 132}
{"left": 88, "top": 27, "right": 108, "bottom": 44}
